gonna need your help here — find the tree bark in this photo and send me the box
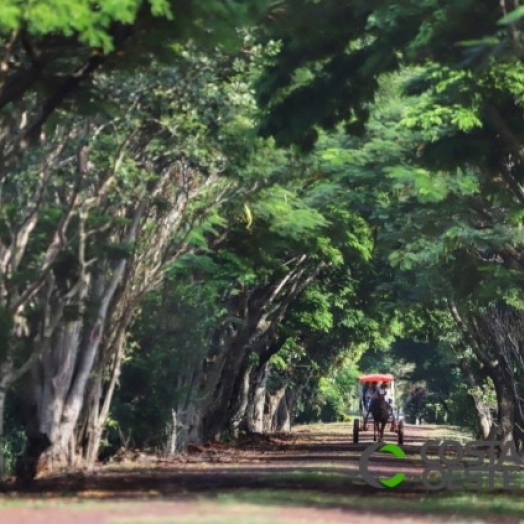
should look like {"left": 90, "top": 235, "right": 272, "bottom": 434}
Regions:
{"left": 202, "top": 316, "right": 270, "bottom": 441}
{"left": 82, "top": 327, "right": 126, "bottom": 467}
{"left": 491, "top": 367, "right": 515, "bottom": 445}
{"left": 201, "top": 349, "right": 241, "bottom": 442}
{"left": 456, "top": 356, "right": 493, "bottom": 439}
{"left": 228, "top": 363, "right": 252, "bottom": 437}
{"left": 274, "top": 389, "right": 296, "bottom": 432}
{"left": 166, "top": 409, "right": 177, "bottom": 457}
{"left": 245, "top": 362, "right": 270, "bottom": 433}
{"left": 267, "top": 387, "right": 286, "bottom": 432}
{"left": 0, "top": 381, "right": 8, "bottom": 478}
{"left": 26, "top": 212, "right": 145, "bottom": 471}
{"left": 449, "top": 302, "right": 515, "bottom": 444}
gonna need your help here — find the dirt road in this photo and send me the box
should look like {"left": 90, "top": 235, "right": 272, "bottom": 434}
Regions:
{"left": 0, "top": 423, "right": 521, "bottom": 523}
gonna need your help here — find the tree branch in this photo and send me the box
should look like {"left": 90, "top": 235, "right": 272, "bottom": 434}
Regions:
{"left": 23, "top": 54, "right": 106, "bottom": 146}
{"left": 485, "top": 105, "right": 524, "bottom": 205}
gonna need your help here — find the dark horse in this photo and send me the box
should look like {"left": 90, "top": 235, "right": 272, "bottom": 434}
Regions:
{"left": 369, "top": 394, "right": 391, "bottom": 442}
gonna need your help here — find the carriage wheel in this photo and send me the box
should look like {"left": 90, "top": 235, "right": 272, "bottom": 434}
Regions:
{"left": 353, "top": 419, "right": 359, "bottom": 443}
{"left": 398, "top": 420, "right": 404, "bottom": 445}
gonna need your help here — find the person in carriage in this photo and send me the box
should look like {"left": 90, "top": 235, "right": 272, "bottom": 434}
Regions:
{"left": 378, "top": 381, "right": 396, "bottom": 431}
{"left": 362, "top": 381, "right": 378, "bottom": 427}
{"left": 377, "top": 381, "right": 392, "bottom": 402}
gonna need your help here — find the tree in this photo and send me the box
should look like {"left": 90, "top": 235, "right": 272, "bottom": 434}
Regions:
{"left": 0, "top": 0, "right": 272, "bottom": 478}
{"left": 307, "top": 68, "right": 514, "bottom": 441}
{"left": 0, "top": 34, "right": 279, "bottom": 477}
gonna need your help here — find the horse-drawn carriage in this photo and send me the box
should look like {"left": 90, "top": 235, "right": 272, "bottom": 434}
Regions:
{"left": 352, "top": 373, "right": 404, "bottom": 444}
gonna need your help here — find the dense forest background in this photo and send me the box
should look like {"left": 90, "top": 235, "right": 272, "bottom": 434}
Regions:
{"left": 1, "top": 0, "right": 524, "bottom": 478}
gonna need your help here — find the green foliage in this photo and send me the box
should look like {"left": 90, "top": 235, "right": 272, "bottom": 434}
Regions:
{"left": 316, "top": 357, "right": 360, "bottom": 422}
{"left": 445, "top": 386, "right": 484, "bottom": 435}
{"left": 109, "top": 279, "right": 220, "bottom": 450}
{"left": 256, "top": 0, "right": 503, "bottom": 148}
{"left": 251, "top": 186, "right": 329, "bottom": 240}
{"left": 0, "top": 0, "right": 172, "bottom": 51}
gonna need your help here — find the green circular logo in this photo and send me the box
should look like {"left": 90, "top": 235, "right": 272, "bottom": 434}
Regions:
{"left": 359, "top": 442, "right": 406, "bottom": 489}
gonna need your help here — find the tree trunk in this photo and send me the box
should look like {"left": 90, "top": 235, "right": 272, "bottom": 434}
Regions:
{"left": 244, "top": 339, "right": 284, "bottom": 434}
{"left": 82, "top": 329, "right": 126, "bottom": 467}
{"left": 0, "top": 384, "right": 7, "bottom": 479}
{"left": 493, "top": 372, "right": 515, "bottom": 445}
{"left": 477, "top": 405, "right": 493, "bottom": 440}
{"left": 202, "top": 337, "right": 251, "bottom": 442}
{"left": 31, "top": 320, "right": 83, "bottom": 470}
{"left": 202, "top": 322, "right": 277, "bottom": 440}
{"left": 189, "top": 353, "right": 229, "bottom": 445}
{"left": 181, "top": 363, "right": 207, "bottom": 448}
{"left": 274, "top": 389, "right": 295, "bottom": 432}
{"left": 456, "top": 356, "right": 493, "bottom": 439}
{"left": 166, "top": 409, "right": 177, "bottom": 457}
{"left": 274, "top": 393, "right": 289, "bottom": 432}
{"left": 0, "top": 353, "right": 16, "bottom": 479}
{"left": 27, "top": 306, "right": 108, "bottom": 469}
{"left": 82, "top": 371, "right": 103, "bottom": 467}
{"left": 449, "top": 304, "right": 516, "bottom": 445}
{"left": 246, "top": 362, "right": 269, "bottom": 433}
{"left": 228, "top": 363, "right": 252, "bottom": 437}
{"left": 267, "top": 387, "right": 286, "bottom": 432}
{"left": 184, "top": 400, "right": 201, "bottom": 447}
{"left": 27, "top": 202, "right": 146, "bottom": 471}
{"left": 191, "top": 262, "right": 323, "bottom": 444}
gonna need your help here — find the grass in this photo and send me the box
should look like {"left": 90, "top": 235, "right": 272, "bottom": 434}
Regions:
{"left": 421, "top": 425, "right": 475, "bottom": 443}
{"left": 292, "top": 422, "right": 354, "bottom": 434}
{"left": 214, "top": 489, "right": 524, "bottom": 520}
{"left": 262, "top": 470, "right": 355, "bottom": 485}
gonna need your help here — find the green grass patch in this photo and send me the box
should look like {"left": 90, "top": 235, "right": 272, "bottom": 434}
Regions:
{"left": 262, "top": 470, "right": 355, "bottom": 485}
{"left": 214, "top": 488, "right": 524, "bottom": 519}
{"left": 414, "top": 425, "right": 474, "bottom": 442}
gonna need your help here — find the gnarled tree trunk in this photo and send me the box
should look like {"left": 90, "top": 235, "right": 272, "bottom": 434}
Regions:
{"left": 456, "top": 356, "right": 493, "bottom": 439}
{"left": 28, "top": 202, "right": 146, "bottom": 472}
{"left": 245, "top": 362, "right": 270, "bottom": 433}
{"left": 267, "top": 387, "right": 286, "bottom": 432}
{"left": 450, "top": 302, "right": 523, "bottom": 446}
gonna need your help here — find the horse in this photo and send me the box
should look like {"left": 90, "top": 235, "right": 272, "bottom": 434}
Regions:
{"left": 369, "top": 393, "right": 391, "bottom": 442}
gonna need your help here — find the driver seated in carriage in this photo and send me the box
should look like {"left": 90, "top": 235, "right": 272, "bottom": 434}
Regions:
{"left": 377, "top": 382, "right": 394, "bottom": 415}
{"left": 378, "top": 381, "right": 391, "bottom": 399}
{"left": 365, "top": 381, "right": 393, "bottom": 412}
{"left": 362, "top": 381, "right": 377, "bottom": 410}
{"left": 362, "top": 381, "right": 378, "bottom": 427}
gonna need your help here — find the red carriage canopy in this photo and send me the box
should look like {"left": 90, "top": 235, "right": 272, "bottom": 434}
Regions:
{"left": 358, "top": 373, "right": 394, "bottom": 383}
